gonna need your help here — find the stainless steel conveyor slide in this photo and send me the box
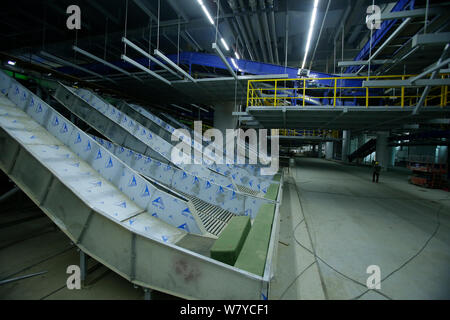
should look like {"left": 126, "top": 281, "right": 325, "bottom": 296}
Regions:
{"left": 0, "top": 71, "right": 282, "bottom": 299}
{"left": 53, "top": 84, "right": 275, "bottom": 195}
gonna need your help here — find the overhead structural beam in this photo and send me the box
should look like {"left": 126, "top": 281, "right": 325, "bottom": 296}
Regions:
{"left": 212, "top": 43, "right": 238, "bottom": 80}
{"left": 412, "top": 32, "right": 450, "bottom": 48}
{"left": 380, "top": 7, "right": 441, "bottom": 21}
{"left": 133, "top": 0, "right": 158, "bottom": 23}
{"left": 121, "top": 37, "right": 181, "bottom": 78}
{"left": 72, "top": 46, "right": 143, "bottom": 82}
{"left": 413, "top": 44, "right": 450, "bottom": 115}
{"left": 154, "top": 49, "right": 197, "bottom": 83}
{"left": 121, "top": 55, "right": 172, "bottom": 85}
{"left": 356, "top": 18, "right": 412, "bottom": 74}
{"left": 39, "top": 51, "right": 117, "bottom": 84}
{"left": 363, "top": 78, "right": 450, "bottom": 87}
{"left": 338, "top": 60, "right": 394, "bottom": 67}
{"left": 410, "top": 58, "right": 450, "bottom": 83}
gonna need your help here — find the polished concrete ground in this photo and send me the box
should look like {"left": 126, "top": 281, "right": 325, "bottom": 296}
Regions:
{"left": 271, "top": 157, "right": 450, "bottom": 300}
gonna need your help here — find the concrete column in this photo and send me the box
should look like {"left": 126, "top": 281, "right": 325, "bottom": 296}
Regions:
{"left": 325, "top": 142, "right": 333, "bottom": 160}
{"left": 318, "top": 143, "right": 323, "bottom": 158}
{"left": 214, "top": 102, "right": 237, "bottom": 134}
{"left": 342, "top": 130, "right": 351, "bottom": 162}
{"left": 376, "top": 131, "right": 390, "bottom": 170}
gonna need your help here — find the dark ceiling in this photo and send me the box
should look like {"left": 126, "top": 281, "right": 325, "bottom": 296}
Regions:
{"left": 0, "top": 0, "right": 447, "bottom": 117}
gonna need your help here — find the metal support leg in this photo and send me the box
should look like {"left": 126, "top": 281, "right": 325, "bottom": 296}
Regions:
{"left": 0, "top": 186, "right": 19, "bottom": 203}
{"left": 79, "top": 250, "right": 87, "bottom": 286}
{"left": 143, "top": 288, "right": 152, "bottom": 300}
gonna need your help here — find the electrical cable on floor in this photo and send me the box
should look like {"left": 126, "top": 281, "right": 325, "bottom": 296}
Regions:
{"left": 289, "top": 179, "right": 394, "bottom": 300}
{"left": 290, "top": 162, "right": 445, "bottom": 300}
{"left": 278, "top": 261, "right": 316, "bottom": 300}
{"left": 0, "top": 246, "right": 74, "bottom": 282}
{"left": 351, "top": 205, "right": 442, "bottom": 300}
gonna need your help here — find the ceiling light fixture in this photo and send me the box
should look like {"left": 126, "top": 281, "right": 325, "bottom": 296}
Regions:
{"left": 235, "top": 52, "right": 240, "bottom": 59}
{"left": 7, "top": 60, "right": 16, "bottom": 66}
{"left": 301, "top": 0, "right": 320, "bottom": 70}
{"left": 197, "top": 0, "right": 215, "bottom": 25}
{"left": 220, "top": 38, "right": 230, "bottom": 51}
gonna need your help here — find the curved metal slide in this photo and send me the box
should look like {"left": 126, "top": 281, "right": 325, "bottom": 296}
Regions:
{"left": 0, "top": 71, "right": 281, "bottom": 299}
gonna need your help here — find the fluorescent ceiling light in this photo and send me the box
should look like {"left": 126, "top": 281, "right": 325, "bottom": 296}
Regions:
{"left": 197, "top": 0, "right": 214, "bottom": 25}
{"left": 231, "top": 58, "right": 239, "bottom": 71}
{"left": 220, "top": 38, "right": 230, "bottom": 51}
{"left": 171, "top": 104, "right": 191, "bottom": 113}
{"left": 191, "top": 104, "right": 209, "bottom": 113}
{"left": 7, "top": 60, "right": 16, "bottom": 66}
{"left": 235, "top": 52, "right": 240, "bottom": 59}
{"left": 301, "top": 0, "right": 319, "bottom": 70}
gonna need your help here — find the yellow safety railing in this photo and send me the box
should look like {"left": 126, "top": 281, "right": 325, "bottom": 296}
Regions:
{"left": 278, "top": 129, "right": 340, "bottom": 139}
{"left": 247, "top": 74, "right": 450, "bottom": 108}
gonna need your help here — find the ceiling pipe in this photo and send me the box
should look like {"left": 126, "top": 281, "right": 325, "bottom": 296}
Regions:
{"left": 226, "top": 0, "right": 255, "bottom": 61}
{"left": 259, "top": 0, "right": 274, "bottom": 64}
{"left": 72, "top": 46, "right": 143, "bottom": 82}
{"left": 238, "top": 0, "right": 262, "bottom": 62}
{"left": 39, "top": 51, "right": 117, "bottom": 84}
{"left": 249, "top": 0, "right": 268, "bottom": 63}
{"left": 122, "top": 37, "right": 181, "bottom": 78}
{"left": 267, "top": 0, "right": 280, "bottom": 65}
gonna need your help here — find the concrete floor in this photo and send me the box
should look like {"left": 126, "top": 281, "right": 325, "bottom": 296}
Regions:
{"left": 2, "top": 158, "right": 450, "bottom": 300}
{"left": 271, "top": 157, "right": 450, "bottom": 300}
{"left": 0, "top": 191, "right": 149, "bottom": 300}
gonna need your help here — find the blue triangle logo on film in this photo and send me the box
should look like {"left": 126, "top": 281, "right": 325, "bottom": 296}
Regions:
{"left": 193, "top": 176, "right": 199, "bottom": 184}
{"left": 75, "top": 133, "right": 82, "bottom": 144}
{"left": 128, "top": 175, "right": 137, "bottom": 187}
{"left": 182, "top": 207, "right": 191, "bottom": 215}
{"left": 85, "top": 141, "right": 91, "bottom": 151}
{"left": 148, "top": 132, "right": 153, "bottom": 140}
{"left": 117, "top": 201, "right": 127, "bottom": 208}
{"left": 182, "top": 172, "right": 188, "bottom": 179}
{"left": 161, "top": 235, "right": 168, "bottom": 242}
{"left": 142, "top": 185, "right": 151, "bottom": 197}
{"left": 152, "top": 212, "right": 158, "bottom": 218}
{"left": 145, "top": 157, "right": 151, "bottom": 164}
{"left": 218, "top": 186, "right": 225, "bottom": 194}
{"left": 205, "top": 181, "right": 212, "bottom": 189}
{"left": 119, "top": 147, "right": 125, "bottom": 154}
{"left": 91, "top": 181, "right": 102, "bottom": 187}
{"left": 53, "top": 116, "right": 59, "bottom": 126}
{"left": 30, "top": 98, "right": 34, "bottom": 107}
{"left": 141, "top": 128, "right": 146, "bottom": 136}
{"left": 178, "top": 223, "right": 190, "bottom": 232}
{"left": 106, "top": 157, "right": 113, "bottom": 168}
{"left": 95, "top": 150, "right": 102, "bottom": 160}
{"left": 152, "top": 197, "right": 164, "bottom": 209}
{"left": 60, "top": 123, "right": 68, "bottom": 134}
{"left": 70, "top": 162, "right": 80, "bottom": 167}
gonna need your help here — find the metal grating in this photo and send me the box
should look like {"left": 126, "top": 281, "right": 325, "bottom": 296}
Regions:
{"left": 236, "top": 184, "right": 261, "bottom": 197}
{"left": 180, "top": 192, "right": 236, "bottom": 237}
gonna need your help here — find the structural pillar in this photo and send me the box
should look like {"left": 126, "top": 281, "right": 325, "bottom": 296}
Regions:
{"left": 214, "top": 102, "right": 238, "bottom": 134}
{"left": 342, "top": 130, "right": 351, "bottom": 163}
{"left": 376, "top": 131, "right": 390, "bottom": 170}
{"left": 325, "top": 142, "right": 333, "bottom": 160}
{"left": 318, "top": 143, "right": 323, "bottom": 158}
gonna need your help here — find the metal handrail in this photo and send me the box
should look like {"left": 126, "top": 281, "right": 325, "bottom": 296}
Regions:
{"left": 247, "top": 74, "right": 449, "bottom": 108}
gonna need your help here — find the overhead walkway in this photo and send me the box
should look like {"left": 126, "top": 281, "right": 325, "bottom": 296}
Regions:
{"left": 238, "top": 74, "right": 450, "bottom": 130}
{"left": 0, "top": 71, "right": 283, "bottom": 299}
